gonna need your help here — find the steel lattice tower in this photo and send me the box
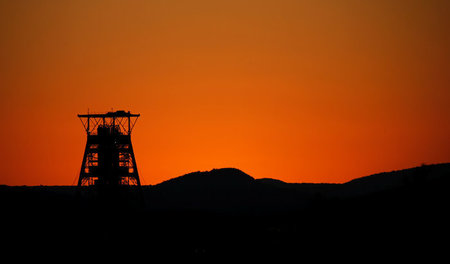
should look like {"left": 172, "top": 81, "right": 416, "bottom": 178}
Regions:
{"left": 77, "top": 110, "right": 141, "bottom": 188}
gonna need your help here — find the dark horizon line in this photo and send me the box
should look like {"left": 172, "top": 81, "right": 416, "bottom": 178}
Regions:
{"left": 2, "top": 162, "right": 448, "bottom": 187}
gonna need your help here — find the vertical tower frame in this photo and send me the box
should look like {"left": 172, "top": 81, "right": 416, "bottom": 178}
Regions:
{"left": 77, "top": 110, "right": 141, "bottom": 188}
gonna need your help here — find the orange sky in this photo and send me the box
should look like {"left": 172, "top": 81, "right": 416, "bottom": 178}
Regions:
{"left": 1, "top": 0, "right": 449, "bottom": 185}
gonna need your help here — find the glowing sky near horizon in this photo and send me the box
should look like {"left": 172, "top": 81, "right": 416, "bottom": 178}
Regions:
{"left": 0, "top": 0, "right": 449, "bottom": 185}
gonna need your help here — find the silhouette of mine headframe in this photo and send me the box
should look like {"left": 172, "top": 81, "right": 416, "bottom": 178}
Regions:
{"left": 77, "top": 110, "right": 141, "bottom": 188}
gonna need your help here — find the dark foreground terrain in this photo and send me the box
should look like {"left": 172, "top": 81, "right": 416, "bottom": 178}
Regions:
{"left": 1, "top": 163, "right": 449, "bottom": 260}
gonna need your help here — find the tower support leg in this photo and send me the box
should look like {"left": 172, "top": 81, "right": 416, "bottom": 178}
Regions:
{"left": 77, "top": 141, "right": 89, "bottom": 187}
{"left": 128, "top": 141, "right": 141, "bottom": 186}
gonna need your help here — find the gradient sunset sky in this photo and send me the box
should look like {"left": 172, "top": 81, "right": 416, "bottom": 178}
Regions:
{"left": 1, "top": 0, "right": 449, "bottom": 185}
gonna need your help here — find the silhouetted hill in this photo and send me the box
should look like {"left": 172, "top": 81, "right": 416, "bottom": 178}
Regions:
{"left": 1, "top": 163, "right": 449, "bottom": 259}
{"left": 333, "top": 162, "right": 450, "bottom": 198}
{"left": 144, "top": 168, "right": 311, "bottom": 213}
{"left": 156, "top": 168, "right": 255, "bottom": 190}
